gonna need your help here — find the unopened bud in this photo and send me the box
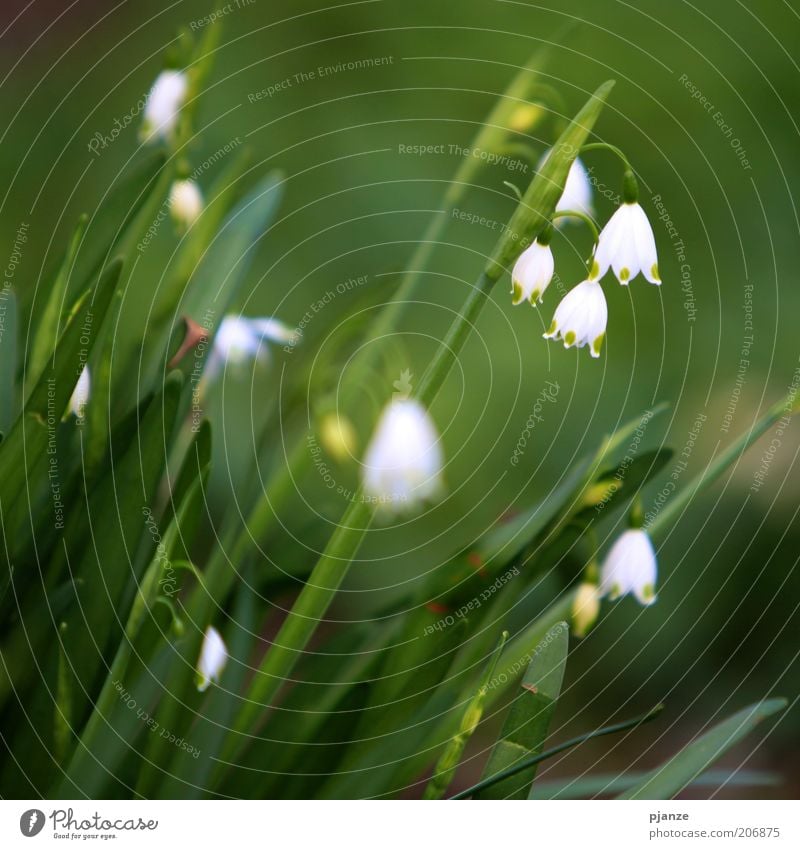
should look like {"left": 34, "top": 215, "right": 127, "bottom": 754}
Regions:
{"left": 571, "top": 582, "right": 601, "bottom": 638}
{"left": 319, "top": 412, "right": 358, "bottom": 463}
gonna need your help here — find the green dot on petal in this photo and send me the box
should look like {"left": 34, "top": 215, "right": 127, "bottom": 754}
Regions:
{"left": 511, "top": 281, "right": 524, "bottom": 304}
{"left": 564, "top": 330, "right": 576, "bottom": 346}
{"left": 619, "top": 267, "right": 630, "bottom": 281}
{"left": 529, "top": 289, "right": 541, "bottom": 305}
{"left": 546, "top": 319, "right": 557, "bottom": 335}
{"left": 651, "top": 263, "right": 661, "bottom": 281}
{"left": 592, "top": 333, "right": 605, "bottom": 355}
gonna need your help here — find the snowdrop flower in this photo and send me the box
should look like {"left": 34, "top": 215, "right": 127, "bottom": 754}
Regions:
{"left": 362, "top": 398, "right": 444, "bottom": 512}
{"left": 543, "top": 279, "right": 607, "bottom": 358}
{"left": 592, "top": 176, "right": 660, "bottom": 285}
{"left": 511, "top": 238, "right": 554, "bottom": 306}
{"left": 538, "top": 150, "right": 594, "bottom": 220}
{"left": 205, "top": 315, "right": 298, "bottom": 381}
{"left": 571, "top": 581, "right": 601, "bottom": 638}
{"left": 68, "top": 366, "right": 91, "bottom": 420}
{"left": 169, "top": 179, "right": 203, "bottom": 228}
{"left": 141, "top": 70, "right": 188, "bottom": 142}
{"left": 196, "top": 626, "right": 227, "bottom": 692}
{"left": 600, "top": 529, "right": 658, "bottom": 606}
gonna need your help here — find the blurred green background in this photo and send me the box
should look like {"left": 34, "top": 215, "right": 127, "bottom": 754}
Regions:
{"left": 2, "top": 0, "right": 798, "bottom": 795}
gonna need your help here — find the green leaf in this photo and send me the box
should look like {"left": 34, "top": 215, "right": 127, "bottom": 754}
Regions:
{"left": 53, "top": 622, "right": 73, "bottom": 766}
{"left": 0, "top": 258, "right": 123, "bottom": 562}
{"left": 155, "top": 149, "right": 251, "bottom": 323}
{"left": 71, "top": 149, "right": 166, "bottom": 288}
{"left": 475, "top": 621, "right": 569, "bottom": 799}
{"left": 59, "top": 372, "right": 184, "bottom": 723}
{"left": 175, "top": 169, "right": 284, "bottom": 329}
{"left": 0, "top": 286, "right": 17, "bottom": 434}
{"left": 618, "top": 699, "right": 787, "bottom": 799}
{"left": 424, "top": 631, "right": 508, "bottom": 800}
{"left": 219, "top": 618, "right": 398, "bottom": 799}
{"left": 530, "top": 769, "right": 780, "bottom": 799}
{"left": 28, "top": 215, "right": 87, "bottom": 387}
{"left": 578, "top": 447, "right": 674, "bottom": 518}
{"left": 452, "top": 704, "right": 663, "bottom": 799}
{"left": 57, "top": 470, "right": 210, "bottom": 797}
{"left": 159, "top": 564, "right": 262, "bottom": 798}
{"left": 348, "top": 587, "right": 577, "bottom": 798}
{"left": 487, "top": 80, "right": 615, "bottom": 276}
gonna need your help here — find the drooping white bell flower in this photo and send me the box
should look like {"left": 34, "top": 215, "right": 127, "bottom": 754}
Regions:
{"left": 511, "top": 239, "right": 554, "bottom": 306}
{"left": 68, "top": 366, "right": 91, "bottom": 420}
{"left": 600, "top": 528, "right": 658, "bottom": 606}
{"left": 543, "top": 279, "right": 607, "bottom": 358}
{"left": 362, "top": 398, "right": 444, "bottom": 512}
{"left": 592, "top": 201, "right": 660, "bottom": 285}
{"left": 538, "top": 150, "right": 594, "bottom": 220}
{"left": 196, "top": 626, "right": 227, "bottom": 692}
{"left": 204, "top": 315, "right": 298, "bottom": 381}
{"left": 141, "top": 69, "right": 188, "bottom": 142}
{"left": 169, "top": 179, "right": 203, "bottom": 228}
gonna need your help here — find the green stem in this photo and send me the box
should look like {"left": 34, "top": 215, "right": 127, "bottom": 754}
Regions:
{"left": 552, "top": 208, "right": 600, "bottom": 244}
{"left": 451, "top": 704, "right": 663, "bottom": 799}
{"left": 416, "top": 271, "right": 499, "bottom": 407}
{"left": 580, "top": 141, "right": 633, "bottom": 172}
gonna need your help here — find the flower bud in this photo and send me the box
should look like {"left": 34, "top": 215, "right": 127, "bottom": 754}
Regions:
{"left": 196, "top": 626, "right": 227, "bottom": 692}
{"left": 571, "top": 581, "right": 601, "bottom": 637}
{"left": 319, "top": 412, "right": 358, "bottom": 463}
{"left": 169, "top": 179, "right": 203, "bottom": 229}
{"left": 68, "top": 366, "right": 91, "bottom": 421}
{"left": 141, "top": 70, "right": 188, "bottom": 143}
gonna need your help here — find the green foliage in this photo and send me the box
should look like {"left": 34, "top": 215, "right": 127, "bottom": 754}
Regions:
{"left": 618, "top": 700, "right": 787, "bottom": 800}
{"left": 0, "top": 26, "right": 790, "bottom": 804}
{"left": 474, "top": 622, "right": 568, "bottom": 799}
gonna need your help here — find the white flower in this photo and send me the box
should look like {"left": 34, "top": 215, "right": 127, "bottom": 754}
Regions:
{"left": 600, "top": 529, "right": 658, "bottom": 606}
{"left": 196, "top": 626, "right": 227, "bottom": 692}
{"left": 592, "top": 202, "right": 660, "bottom": 285}
{"left": 511, "top": 240, "right": 554, "bottom": 306}
{"left": 141, "top": 70, "right": 188, "bottom": 142}
{"left": 543, "top": 279, "right": 607, "bottom": 358}
{"left": 205, "top": 315, "right": 298, "bottom": 381}
{"left": 362, "top": 398, "right": 444, "bottom": 511}
{"left": 68, "top": 366, "right": 91, "bottom": 420}
{"left": 538, "top": 151, "right": 594, "bottom": 220}
{"left": 169, "top": 179, "right": 203, "bottom": 228}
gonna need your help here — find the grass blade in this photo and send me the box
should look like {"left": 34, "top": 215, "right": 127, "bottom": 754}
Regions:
{"left": 474, "top": 621, "right": 569, "bottom": 799}
{"left": 28, "top": 215, "right": 87, "bottom": 387}
{"left": 452, "top": 705, "right": 663, "bottom": 799}
{"left": 530, "top": 768, "right": 781, "bottom": 799}
{"left": 424, "top": 631, "right": 508, "bottom": 800}
{"left": 618, "top": 699, "right": 787, "bottom": 799}
{"left": 0, "top": 285, "right": 17, "bottom": 434}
